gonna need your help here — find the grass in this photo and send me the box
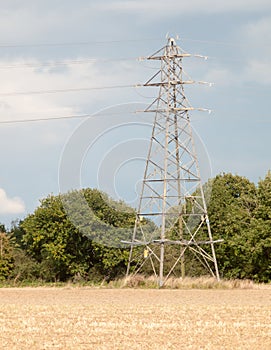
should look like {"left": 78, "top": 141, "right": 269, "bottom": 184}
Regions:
{"left": 0, "top": 275, "right": 269, "bottom": 290}
{"left": 0, "top": 287, "right": 271, "bottom": 349}
{"left": 110, "top": 274, "right": 268, "bottom": 289}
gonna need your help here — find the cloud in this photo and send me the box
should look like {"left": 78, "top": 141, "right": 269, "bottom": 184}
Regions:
{"left": 8, "top": 57, "right": 149, "bottom": 110}
{"left": 243, "top": 16, "right": 271, "bottom": 51}
{"left": 245, "top": 60, "right": 271, "bottom": 85}
{"left": 240, "top": 16, "right": 271, "bottom": 85}
{"left": 0, "top": 188, "right": 25, "bottom": 214}
{"left": 97, "top": 0, "right": 271, "bottom": 16}
{"left": 0, "top": 0, "right": 269, "bottom": 45}
{"left": 202, "top": 60, "right": 271, "bottom": 88}
{"left": 190, "top": 15, "right": 271, "bottom": 88}
{"left": 0, "top": 2, "right": 125, "bottom": 45}
{"left": 0, "top": 57, "right": 141, "bottom": 121}
{"left": 0, "top": 57, "right": 141, "bottom": 147}
{"left": 203, "top": 68, "right": 235, "bottom": 87}
{"left": 241, "top": 16, "right": 271, "bottom": 62}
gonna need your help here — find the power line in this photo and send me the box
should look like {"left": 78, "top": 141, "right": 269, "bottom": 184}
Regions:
{"left": 0, "top": 114, "right": 91, "bottom": 124}
{"left": 0, "top": 37, "right": 248, "bottom": 49}
{"left": 0, "top": 54, "right": 250, "bottom": 71}
{"left": 0, "top": 79, "right": 257, "bottom": 99}
{"left": 0, "top": 84, "right": 139, "bottom": 97}
{"left": 0, "top": 57, "right": 140, "bottom": 69}
{"left": 0, "top": 42, "right": 249, "bottom": 71}
{"left": 0, "top": 113, "right": 93, "bottom": 124}
{"left": 0, "top": 110, "right": 139, "bottom": 125}
{"left": 0, "top": 104, "right": 213, "bottom": 125}
{"left": 180, "top": 37, "right": 244, "bottom": 47}
{"left": 0, "top": 37, "right": 162, "bottom": 49}
{"left": 0, "top": 52, "right": 254, "bottom": 71}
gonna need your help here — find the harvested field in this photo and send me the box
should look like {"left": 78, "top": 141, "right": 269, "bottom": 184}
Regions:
{"left": 0, "top": 287, "right": 271, "bottom": 349}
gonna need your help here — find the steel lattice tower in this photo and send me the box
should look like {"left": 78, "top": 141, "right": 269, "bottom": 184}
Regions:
{"left": 125, "top": 38, "right": 221, "bottom": 287}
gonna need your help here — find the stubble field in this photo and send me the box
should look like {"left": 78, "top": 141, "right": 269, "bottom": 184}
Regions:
{"left": 0, "top": 287, "right": 270, "bottom": 349}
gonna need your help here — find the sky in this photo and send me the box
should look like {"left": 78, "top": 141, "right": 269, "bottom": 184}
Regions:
{"left": 0, "top": 0, "right": 270, "bottom": 226}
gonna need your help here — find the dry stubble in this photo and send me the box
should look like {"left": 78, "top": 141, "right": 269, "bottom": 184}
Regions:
{"left": 0, "top": 287, "right": 270, "bottom": 349}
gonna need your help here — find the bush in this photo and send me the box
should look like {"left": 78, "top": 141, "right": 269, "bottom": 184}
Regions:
{"left": 10, "top": 249, "right": 41, "bottom": 282}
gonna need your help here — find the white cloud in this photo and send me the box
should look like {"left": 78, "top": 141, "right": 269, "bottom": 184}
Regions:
{"left": 243, "top": 17, "right": 271, "bottom": 49}
{"left": 1, "top": 0, "right": 269, "bottom": 43}
{"left": 97, "top": 0, "right": 271, "bottom": 16}
{"left": 245, "top": 60, "right": 271, "bottom": 85}
{"left": 0, "top": 3, "right": 86, "bottom": 43}
{"left": 0, "top": 57, "right": 139, "bottom": 123}
{"left": 0, "top": 59, "right": 76, "bottom": 120}
{"left": 202, "top": 61, "right": 271, "bottom": 87}
{"left": 0, "top": 188, "right": 25, "bottom": 214}
{"left": 0, "top": 59, "right": 80, "bottom": 147}
{"left": 0, "top": 58, "right": 131, "bottom": 139}
{"left": 0, "top": 2, "right": 118, "bottom": 45}
{"left": 203, "top": 68, "right": 235, "bottom": 87}
{"left": 192, "top": 15, "right": 271, "bottom": 88}
{"left": 241, "top": 17, "right": 271, "bottom": 61}
{"left": 240, "top": 16, "right": 271, "bottom": 85}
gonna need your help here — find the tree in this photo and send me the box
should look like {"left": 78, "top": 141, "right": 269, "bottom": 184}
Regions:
{"left": 9, "top": 173, "right": 271, "bottom": 283}
{"left": 0, "top": 231, "right": 14, "bottom": 280}
{"left": 10, "top": 219, "right": 25, "bottom": 248}
{"left": 207, "top": 173, "right": 258, "bottom": 279}
{"left": 21, "top": 189, "right": 135, "bottom": 282}
{"left": 21, "top": 193, "right": 94, "bottom": 281}
{"left": 250, "top": 171, "right": 271, "bottom": 281}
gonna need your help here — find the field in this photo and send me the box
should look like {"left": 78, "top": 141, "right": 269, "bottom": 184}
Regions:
{"left": 0, "top": 287, "right": 271, "bottom": 349}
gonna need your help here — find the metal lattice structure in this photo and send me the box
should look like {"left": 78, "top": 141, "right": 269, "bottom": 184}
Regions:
{"left": 124, "top": 38, "right": 221, "bottom": 287}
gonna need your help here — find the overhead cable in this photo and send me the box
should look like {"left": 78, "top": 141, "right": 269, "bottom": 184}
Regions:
{"left": 0, "top": 110, "right": 139, "bottom": 125}
{"left": 0, "top": 84, "right": 139, "bottom": 97}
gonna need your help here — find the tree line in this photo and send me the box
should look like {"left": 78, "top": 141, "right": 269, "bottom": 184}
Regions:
{"left": 0, "top": 172, "right": 271, "bottom": 283}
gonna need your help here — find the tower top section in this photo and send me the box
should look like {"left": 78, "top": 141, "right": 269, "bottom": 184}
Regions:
{"left": 147, "top": 37, "right": 191, "bottom": 60}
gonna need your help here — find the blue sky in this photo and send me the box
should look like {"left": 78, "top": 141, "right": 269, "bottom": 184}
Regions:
{"left": 0, "top": 0, "right": 270, "bottom": 226}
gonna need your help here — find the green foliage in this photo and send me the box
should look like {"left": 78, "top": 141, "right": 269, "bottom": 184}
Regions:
{"left": 252, "top": 171, "right": 271, "bottom": 281}
{"left": 0, "top": 232, "right": 14, "bottom": 280}
{"left": 10, "top": 248, "right": 41, "bottom": 282}
{"left": 2, "top": 171, "right": 271, "bottom": 285}
{"left": 20, "top": 189, "right": 134, "bottom": 282}
{"left": 10, "top": 219, "right": 26, "bottom": 249}
{"left": 21, "top": 194, "right": 85, "bottom": 281}
{"left": 208, "top": 172, "right": 271, "bottom": 282}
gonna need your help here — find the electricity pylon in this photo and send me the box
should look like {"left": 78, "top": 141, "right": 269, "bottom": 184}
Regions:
{"left": 125, "top": 37, "right": 221, "bottom": 287}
